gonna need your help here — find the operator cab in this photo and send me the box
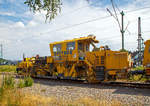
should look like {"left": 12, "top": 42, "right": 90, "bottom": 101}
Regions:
{"left": 49, "top": 35, "right": 99, "bottom": 61}
{"left": 77, "top": 35, "right": 99, "bottom": 60}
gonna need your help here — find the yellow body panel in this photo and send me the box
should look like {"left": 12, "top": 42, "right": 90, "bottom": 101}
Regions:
{"left": 86, "top": 51, "right": 105, "bottom": 67}
{"left": 143, "top": 40, "right": 150, "bottom": 76}
{"left": 105, "top": 51, "right": 129, "bottom": 70}
{"left": 143, "top": 40, "right": 150, "bottom": 66}
{"left": 47, "top": 56, "right": 53, "bottom": 64}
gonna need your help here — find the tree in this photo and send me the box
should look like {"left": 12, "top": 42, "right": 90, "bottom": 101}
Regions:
{"left": 24, "top": 0, "right": 62, "bottom": 21}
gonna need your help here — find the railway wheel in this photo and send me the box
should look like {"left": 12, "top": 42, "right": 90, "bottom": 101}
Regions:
{"left": 86, "top": 68, "right": 99, "bottom": 83}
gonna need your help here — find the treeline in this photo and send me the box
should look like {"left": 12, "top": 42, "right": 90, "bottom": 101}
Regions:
{"left": 0, "top": 58, "right": 19, "bottom": 65}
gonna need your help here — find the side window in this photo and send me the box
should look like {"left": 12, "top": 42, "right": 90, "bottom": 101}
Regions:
{"left": 67, "top": 42, "right": 75, "bottom": 50}
{"left": 149, "top": 46, "right": 150, "bottom": 53}
{"left": 78, "top": 42, "right": 83, "bottom": 51}
{"left": 86, "top": 44, "right": 89, "bottom": 51}
{"left": 53, "top": 44, "right": 61, "bottom": 52}
{"left": 53, "top": 46, "right": 57, "bottom": 52}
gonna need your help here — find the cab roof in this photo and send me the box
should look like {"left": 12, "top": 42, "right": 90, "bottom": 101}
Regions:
{"left": 50, "top": 35, "right": 99, "bottom": 45}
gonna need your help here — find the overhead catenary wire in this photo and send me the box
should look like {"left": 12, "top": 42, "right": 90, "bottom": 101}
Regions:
{"left": 112, "top": 0, "right": 131, "bottom": 35}
{"left": 14, "top": 5, "right": 150, "bottom": 42}
{"left": 110, "top": 0, "right": 121, "bottom": 30}
{"left": 40, "top": 15, "right": 110, "bottom": 35}
{"left": 21, "top": 15, "right": 150, "bottom": 43}
{"left": 40, "top": 6, "right": 150, "bottom": 35}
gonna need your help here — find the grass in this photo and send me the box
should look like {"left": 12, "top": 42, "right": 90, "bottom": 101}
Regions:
{"left": 24, "top": 76, "right": 34, "bottom": 87}
{"left": 0, "top": 65, "right": 16, "bottom": 72}
{"left": 132, "top": 66, "right": 145, "bottom": 71}
{"left": 3, "top": 75, "right": 15, "bottom": 89}
{"left": 18, "top": 79, "right": 25, "bottom": 88}
{"left": 0, "top": 74, "right": 34, "bottom": 105}
{"left": 0, "top": 90, "right": 124, "bottom": 106}
{"left": 17, "top": 76, "right": 34, "bottom": 88}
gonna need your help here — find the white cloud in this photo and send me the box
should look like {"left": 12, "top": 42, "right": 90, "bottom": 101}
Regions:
{"left": 13, "top": 21, "right": 25, "bottom": 28}
{"left": 27, "top": 21, "right": 37, "bottom": 27}
{"left": 1, "top": 0, "right": 150, "bottom": 60}
{"left": 0, "top": 11, "right": 15, "bottom": 16}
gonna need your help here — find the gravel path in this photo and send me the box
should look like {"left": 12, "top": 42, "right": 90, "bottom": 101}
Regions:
{"left": 23, "top": 79, "right": 150, "bottom": 106}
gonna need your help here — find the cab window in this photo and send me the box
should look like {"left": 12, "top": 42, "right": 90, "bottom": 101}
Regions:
{"left": 53, "top": 44, "right": 61, "bottom": 52}
{"left": 67, "top": 42, "right": 75, "bottom": 50}
{"left": 78, "top": 42, "right": 83, "bottom": 51}
{"left": 86, "top": 44, "right": 89, "bottom": 51}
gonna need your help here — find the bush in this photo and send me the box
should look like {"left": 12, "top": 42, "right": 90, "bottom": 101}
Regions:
{"left": 0, "top": 75, "right": 15, "bottom": 101}
{"left": 119, "top": 49, "right": 128, "bottom": 52}
{"left": 24, "top": 77, "right": 33, "bottom": 87}
{"left": 18, "top": 79, "right": 25, "bottom": 88}
{"left": 3, "top": 75, "right": 15, "bottom": 89}
{"left": 17, "top": 76, "right": 34, "bottom": 88}
{"left": 132, "top": 66, "right": 144, "bottom": 71}
{"left": 0, "top": 75, "right": 34, "bottom": 105}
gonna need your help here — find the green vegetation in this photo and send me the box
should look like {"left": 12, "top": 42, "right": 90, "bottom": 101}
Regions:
{"left": 3, "top": 75, "right": 15, "bottom": 89}
{"left": 129, "top": 74, "right": 142, "bottom": 81}
{"left": 0, "top": 75, "right": 15, "bottom": 102}
{"left": 0, "top": 65, "right": 16, "bottom": 72}
{"left": 119, "top": 49, "right": 129, "bottom": 52}
{"left": 24, "top": 77, "right": 34, "bottom": 87}
{"left": 0, "top": 58, "right": 6, "bottom": 63}
{"left": 24, "top": 0, "right": 62, "bottom": 21}
{"left": 18, "top": 77, "right": 33, "bottom": 88}
{"left": 18, "top": 79, "right": 25, "bottom": 88}
{"left": 128, "top": 66, "right": 148, "bottom": 82}
{"left": 132, "top": 66, "right": 144, "bottom": 71}
{"left": 0, "top": 75, "right": 34, "bottom": 105}
{"left": 130, "top": 75, "right": 147, "bottom": 82}
{"left": 128, "top": 73, "right": 148, "bottom": 82}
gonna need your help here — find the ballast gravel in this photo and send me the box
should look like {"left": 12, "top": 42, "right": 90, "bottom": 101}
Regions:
{"left": 23, "top": 79, "right": 150, "bottom": 106}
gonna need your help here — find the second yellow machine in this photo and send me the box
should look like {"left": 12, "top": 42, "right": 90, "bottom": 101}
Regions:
{"left": 17, "top": 35, "right": 130, "bottom": 82}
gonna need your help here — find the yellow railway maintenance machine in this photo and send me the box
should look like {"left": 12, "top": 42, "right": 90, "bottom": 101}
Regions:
{"left": 17, "top": 57, "right": 35, "bottom": 75}
{"left": 17, "top": 55, "right": 50, "bottom": 77}
{"left": 143, "top": 39, "right": 150, "bottom": 76}
{"left": 17, "top": 35, "right": 130, "bottom": 83}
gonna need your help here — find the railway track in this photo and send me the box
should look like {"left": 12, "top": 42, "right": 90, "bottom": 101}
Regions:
{"left": 30, "top": 75, "right": 150, "bottom": 89}
{"left": 101, "top": 81, "right": 150, "bottom": 89}
{"left": 1, "top": 72, "right": 150, "bottom": 89}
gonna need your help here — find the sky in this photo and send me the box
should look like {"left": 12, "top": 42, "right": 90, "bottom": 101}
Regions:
{"left": 0, "top": 0, "right": 150, "bottom": 60}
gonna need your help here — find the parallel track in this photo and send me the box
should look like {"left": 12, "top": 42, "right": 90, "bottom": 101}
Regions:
{"left": 101, "top": 81, "right": 150, "bottom": 89}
